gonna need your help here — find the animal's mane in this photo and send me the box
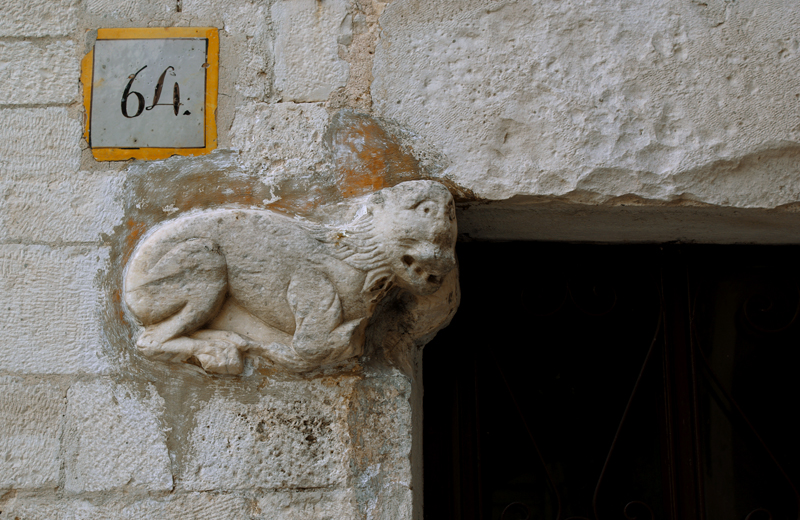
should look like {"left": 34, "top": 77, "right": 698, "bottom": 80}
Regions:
{"left": 296, "top": 207, "right": 390, "bottom": 274}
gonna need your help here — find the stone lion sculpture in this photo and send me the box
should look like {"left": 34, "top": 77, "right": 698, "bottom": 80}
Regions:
{"left": 123, "top": 180, "right": 457, "bottom": 375}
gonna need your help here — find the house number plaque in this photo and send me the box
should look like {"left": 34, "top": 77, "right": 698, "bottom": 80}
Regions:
{"left": 82, "top": 28, "right": 219, "bottom": 161}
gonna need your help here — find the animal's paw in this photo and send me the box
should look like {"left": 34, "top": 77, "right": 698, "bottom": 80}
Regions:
{"left": 190, "top": 330, "right": 247, "bottom": 375}
{"left": 135, "top": 332, "right": 165, "bottom": 358}
{"left": 334, "top": 318, "right": 368, "bottom": 359}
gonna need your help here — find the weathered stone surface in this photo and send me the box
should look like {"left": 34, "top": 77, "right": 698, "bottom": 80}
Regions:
{"left": 0, "top": 42, "right": 79, "bottom": 105}
{"left": 0, "top": 492, "right": 250, "bottom": 520}
{"left": 181, "top": 0, "right": 268, "bottom": 34}
{"left": 230, "top": 102, "right": 331, "bottom": 191}
{"left": 373, "top": 0, "right": 800, "bottom": 208}
{"left": 347, "top": 373, "right": 413, "bottom": 520}
{"left": 0, "top": 379, "right": 66, "bottom": 490}
{"left": 234, "top": 38, "right": 273, "bottom": 102}
{"left": 272, "top": 0, "right": 350, "bottom": 102}
{"left": 64, "top": 380, "right": 172, "bottom": 493}
{"left": 0, "top": 0, "right": 78, "bottom": 37}
{"left": 0, "top": 171, "right": 123, "bottom": 244}
{"left": 255, "top": 489, "right": 357, "bottom": 519}
{"left": 0, "top": 246, "right": 110, "bottom": 374}
{"left": 0, "top": 108, "right": 81, "bottom": 177}
{"left": 123, "top": 180, "right": 457, "bottom": 374}
{"left": 325, "top": 0, "right": 388, "bottom": 112}
{"left": 180, "top": 379, "right": 354, "bottom": 490}
{"left": 84, "top": 0, "right": 174, "bottom": 19}
{"left": 181, "top": 0, "right": 273, "bottom": 101}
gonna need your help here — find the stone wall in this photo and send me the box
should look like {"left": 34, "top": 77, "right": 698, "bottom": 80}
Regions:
{"left": 2, "top": 0, "right": 800, "bottom": 519}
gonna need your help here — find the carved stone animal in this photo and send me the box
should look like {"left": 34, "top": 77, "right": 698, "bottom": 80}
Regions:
{"left": 123, "top": 180, "right": 457, "bottom": 374}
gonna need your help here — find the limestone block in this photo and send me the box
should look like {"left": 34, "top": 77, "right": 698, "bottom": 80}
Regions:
{"left": 0, "top": 493, "right": 250, "bottom": 520}
{"left": 0, "top": 498, "right": 99, "bottom": 520}
{"left": 0, "top": 379, "right": 66, "bottom": 489}
{"left": 123, "top": 181, "right": 457, "bottom": 375}
{"left": 372, "top": 0, "right": 800, "bottom": 208}
{"left": 181, "top": 379, "right": 353, "bottom": 490}
{"left": 118, "top": 493, "right": 250, "bottom": 519}
{"left": 0, "top": 246, "right": 110, "bottom": 374}
{"left": 255, "top": 489, "right": 357, "bottom": 519}
{"left": 0, "top": 171, "right": 124, "bottom": 244}
{"left": 230, "top": 102, "right": 330, "bottom": 187}
{"left": 84, "top": 0, "right": 174, "bottom": 19}
{"left": 0, "top": 0, "right": 78, "bottom": 37}
{"left": 272, "top": 0, "right": 350, "bottom": 102}
{"left": 64, "top": 380, "right": 172, "bottom": 493}
{"left": 0, "top": 108, "right": 81, "bottom": 177}
{"left": 182, "top": 0, "right": 269, "bottom": 35}
{"left": 0, "top": 42, "right": 79, "bottom": 105}
{"left": 348, "top": 374, "right": 413, "bottom": 519}
{"left": 235, "top": 39, "right": 273, "bottom": 101}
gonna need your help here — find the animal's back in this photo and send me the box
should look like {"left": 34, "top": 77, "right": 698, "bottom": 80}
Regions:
{"left": 125, "top": 209, "right": 326, "bottom": 329}
{"left": 130, "top": 208, "right": 325, "bottom": 271}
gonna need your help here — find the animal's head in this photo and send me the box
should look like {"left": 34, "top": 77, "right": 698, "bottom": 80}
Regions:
{"left": 368, "top": 180, "right": 457, "bottom": 296}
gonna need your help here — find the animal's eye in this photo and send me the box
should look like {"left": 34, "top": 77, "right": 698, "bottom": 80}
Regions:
{"left": 414, "top": 201, "right": 437, "bottom": 216}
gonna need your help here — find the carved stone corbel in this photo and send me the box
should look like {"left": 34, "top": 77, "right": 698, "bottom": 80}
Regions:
{"left": 123, "top": 180, "right": 458, "bottom": 375}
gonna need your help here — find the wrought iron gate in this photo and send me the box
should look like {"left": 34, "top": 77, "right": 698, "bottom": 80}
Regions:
{"left": 423, "top": 244, "right": 800, "bottom": 520}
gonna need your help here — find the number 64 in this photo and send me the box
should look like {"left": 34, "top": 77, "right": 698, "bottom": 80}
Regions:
{"left": 121, "top": 65, "right": 181, "bottom": 118}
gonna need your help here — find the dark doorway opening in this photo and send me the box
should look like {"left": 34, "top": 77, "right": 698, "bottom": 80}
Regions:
{"left": 423, "top": 243, "right": 800, "bottom": 520}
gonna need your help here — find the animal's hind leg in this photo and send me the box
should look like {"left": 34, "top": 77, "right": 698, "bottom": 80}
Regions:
{"left": 125, "top": 238, "right": 247, "bottom": 374}
{"left": 137, "top": 309, "right": 248, "bottom": 375}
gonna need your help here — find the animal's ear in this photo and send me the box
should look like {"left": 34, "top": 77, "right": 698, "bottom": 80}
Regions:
{"left": 325, "top": 110, "right": 422, "bottom": 199}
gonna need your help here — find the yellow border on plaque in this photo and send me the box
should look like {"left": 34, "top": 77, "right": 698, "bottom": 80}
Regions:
{"left": 81, "top": 27, "right": 219, "bottom": 161}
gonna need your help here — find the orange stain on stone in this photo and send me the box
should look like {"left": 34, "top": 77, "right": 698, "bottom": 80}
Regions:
{"left": 124, "top": 219, "right": 148, "bottom": 265}
{"left": 113, "top": 288, "right": 128, "bottom": 322}
{"left": 328, "top": 112, "right": 421, "bottom": 199}
{"left": 266, "top": 196, "right": 320, "bottom": 216}
{"left": 169, "top": 175, "right": 264, "bottom": 210}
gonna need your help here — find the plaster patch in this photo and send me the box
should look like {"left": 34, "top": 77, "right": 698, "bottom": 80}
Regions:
{"left": 231, "top": 102, "right": 331, "bottom": 183}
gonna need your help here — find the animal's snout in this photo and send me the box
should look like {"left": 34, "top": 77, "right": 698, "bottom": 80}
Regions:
{"left": 402, "top": 248, "right": 455, "bottom": 283}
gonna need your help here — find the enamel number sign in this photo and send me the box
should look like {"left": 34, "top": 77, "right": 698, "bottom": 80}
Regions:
{"left": 82, "top": 27, "right": 219, "bottom": 161}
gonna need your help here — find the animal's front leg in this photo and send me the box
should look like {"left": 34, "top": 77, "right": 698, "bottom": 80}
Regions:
{"left": 284, "top": 269, "right": 368, "bottom": 369}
